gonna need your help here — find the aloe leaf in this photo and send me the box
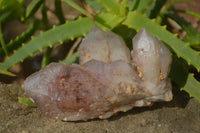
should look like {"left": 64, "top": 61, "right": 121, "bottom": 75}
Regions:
{"left": 128, "top": 0, "right": 140, "bottom": 11}
{"left": 98, "top": 0, "right": 126, "bottom": 16}
{"left": 123, "top": 11, "right": 200, "bottom": 71}
{"left": 0, "top": 23, "right": 8, "bottom": 56}
{"left": 170, "top": 56, "right": 200, "bottom": 101}
{"left": 94, "top": 12, "right": 125, "bottom": 30}
{"left": 172, "top": 9, "right": 200, "bottom": 20}
{"left": 55, "top": 0, "right": 65, "bottom": 24}
{"left": 164, "top": 11, "right": 198, "bottom": 36}
{"left": 182, "top": 74, "right": 200, "bottom": 102}
{"left": 0, "top": 21, "right": 39, "bottom": 56}
{"left": 63, "top": 0, "right": 88, "bottom": 16}
{"left": 183, "top": 35, "right": 200, "bottom": 46}
{"left": 0, "top": 69, "right": 15, "bottom": 76}
{"left": 41, "top": 48, "right": 52, "bottom": 68}
{"left": 145, "top": 0, "right": 166, "bottom": 18}
{"left": 164, "top": 11, "right": 200, "bottom": 46}
{"left": 0, "top": 0, "right": 23, "bottom": 23}
{"left": 85, "top": 0, "right": 105, "bottom": 12}
{"left": 163, "top": 0, "right": 193, "bottom": 11}
{"left": 0, "top": 17, "right": 93, "bottom": 70}
{"left": 136, "top": 0, "right": 154, "bottom": 13}
{"left": 60, "top": 52, "right": 79, "bottom": 64}
{"left": 18, "top": 97, "right": 36, "bottom": 107}
{"left": 25, "top": 0, "right": 44, "bottom": 19}
{"left": 0, "top": 12, "right": 124, "bottom": 70}
{"left": 170, "top": 55, "right": 189, "bottom": 87}
{"left": 17, "top": 0, "right": 24, "bottom": 5}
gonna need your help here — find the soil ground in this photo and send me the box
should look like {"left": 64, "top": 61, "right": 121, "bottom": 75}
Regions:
{"left": 0, "top": 83, "right": 200, "bottom": 133}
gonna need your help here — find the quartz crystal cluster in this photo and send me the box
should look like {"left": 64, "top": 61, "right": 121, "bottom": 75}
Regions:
{"left": 22, "top": 26, "right": 173, "bottom": 121}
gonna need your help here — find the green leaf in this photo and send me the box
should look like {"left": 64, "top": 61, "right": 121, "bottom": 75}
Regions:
{"left": 182, "top": 74, "right": 200, "bottom": 102}
{"left": 0, "top": 21, "right": 39, "bottom": 56}
{"left": 25, "top": 0, "right": 44, "bottom": 19}
{"left": 94, "top": 12, "right": 125, "bottom": 30}
{"left": 123, "top": 11, "right": 200, "bottom": 71}
{"left": 0, "top": 12, "right": 124, "bottom": 70}
{"left": 63, "top": 0, "right": 89, "bottom": 16}
{"left": 136, "top": 0, "right": 154, "bottom": 13}
{"left": 164, "top": 11, "right": 200, "bottom": 46}
{"left": 183, "top": 35, "right": 200, "bottom": 46}
{"left": 85, "top": 0, "right": 105, "bottom": 12}
{"left": 170, "top": 55, "right": 189, "bottom": 87}
{"left": 163, "top": 0, "right": 194, "bottom": 11}
{"left": 0, "top": 69, "right": 15, "bottom": 76}
{"left": 145, "top": 0, "right": 166, "bottom": 18}
{"left": 172, "top": 9, "right": 200, "bottom": 20}
{"left": 0, "top": 17, "right": 93, "bottom": 70}
{"left": 98, "top": 0, "right": 126, "bottom": 16}
{"left": 0, "top": 23, "right": 8, "bottom": 56}
{"left": 170, "top": 56, "right": 200, "bottom": 102}
{"left": 164, "top": 11, "right": 198, "bottom": 36}
{"left": 128, "top": 0, "right": 140, "bottom": 11}
{"left": 55, "top": 0, "right": 65, "bottom": 24}
{"left": 0, "top": 0, "right": 23, "bottom": 23}
{"left": 18, "top": 97, "right": 36, "bottom": 107}
{"left": 60, "top": 52, "right": 79, "bottom": 64}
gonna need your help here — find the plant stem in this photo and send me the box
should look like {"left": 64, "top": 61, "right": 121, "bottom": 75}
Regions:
{"left": 0, "top": 23, "right": 8, "bottom": 56}
{"left": 55, "top": 0, "right": 65, "bottom": 24}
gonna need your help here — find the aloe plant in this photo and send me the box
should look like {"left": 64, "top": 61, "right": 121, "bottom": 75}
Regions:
{"left": 0, "top": 0, "right": 200, "bottom": 101}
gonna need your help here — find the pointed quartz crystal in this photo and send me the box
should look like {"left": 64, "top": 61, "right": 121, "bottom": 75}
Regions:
{"left": 131, "top": 28, "right": 172, "bottom": 97}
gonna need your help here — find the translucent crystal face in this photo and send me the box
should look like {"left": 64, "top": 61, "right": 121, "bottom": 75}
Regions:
{"left": 22, "top": 26, "right": 173, "bottom": 121}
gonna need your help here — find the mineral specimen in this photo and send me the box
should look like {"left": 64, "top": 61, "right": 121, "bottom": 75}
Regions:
{"left": 22, "top": 26, "right": 172, "bottom": 121}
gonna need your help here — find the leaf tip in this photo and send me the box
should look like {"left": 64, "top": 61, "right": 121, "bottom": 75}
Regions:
{"left": 151, "top": 18, "right": 156, "bottom": 22}
{"left": 9, "top": 40, "right": 14, "bottom": 44}
{"left": 40, "top": 30, "right": 44, "bottom": 34}
{"left": 65, "top": 20, "right": 69, "bottom": 24}
{"left": 53, "top": 25, "right": 56, "bottom": 29}
{"left": 70, "top": 37, "right": 74, "bottom": 41}
{"left": 174, "top": 33, "right": 178, "bottom": 37}
{"left": 163, "top": 25, "right": 167, "bottom": 29}
{"left": 78, "top": 16, "right": 83, "bottom": 19}
{"left": 31, "top": 36, "right": 34, "bottom": 39}
{"left": 39, "top": 48, "right": 43, "bottom": 52}
{"left": 29, "top": 53, "right": 33, "bottom": 57}
{"left": 20, "top": 59, "right": 24, "bottom": 62}
{"left": 16, "top": 36, "right": 20, "bottom": 40}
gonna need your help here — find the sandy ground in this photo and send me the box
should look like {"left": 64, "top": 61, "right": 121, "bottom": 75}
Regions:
{"left": 0, "top": 83, "right": 200, "bottom": 133}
